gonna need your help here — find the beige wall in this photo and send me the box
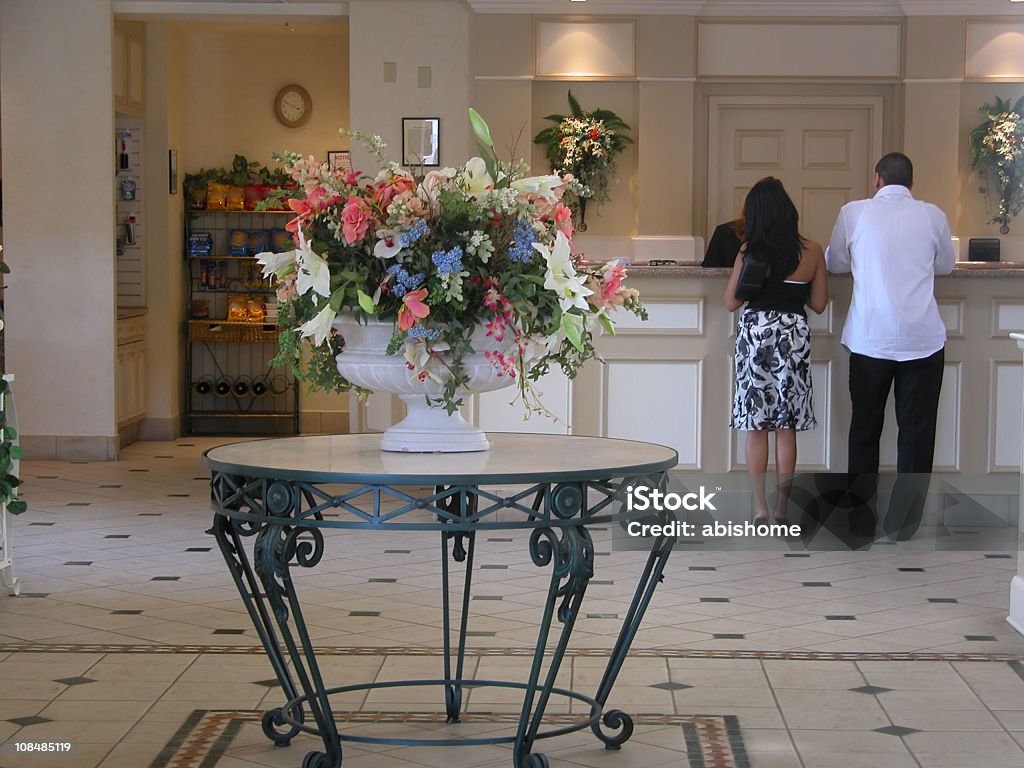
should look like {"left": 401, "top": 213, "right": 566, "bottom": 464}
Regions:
{"left": 141, "top": 23, "right": 186, "bottom": 440}
{"left": 0, "top": 0, "right": 118, "bottom": 459}
{"left": 349, "top": 0, "right": 472, "bottom": 171}
{"left": 180, "top": 24, "right": 350, "bottom": 174}
{"left": 177, "top": 21, "right": 350, "bottom": 428}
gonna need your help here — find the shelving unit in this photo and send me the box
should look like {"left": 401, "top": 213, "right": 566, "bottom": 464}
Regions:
{"left": 184, "top": 209, "right": 298, "bottom": 436}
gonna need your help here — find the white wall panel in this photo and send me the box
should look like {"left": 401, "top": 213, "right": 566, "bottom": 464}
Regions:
{"left": 966, "top": 22, "right": 1024, "bottom": 79}
{"left": 806, "top": 302, "right": 834, "bottom": 335}
{"left": 991, "top": 362, "right": 1023, "bottom": 471}
{"left": 475, "top": 370, "right": 571, "bottom": 435}
{"left": 536, "top": 20, "right": 635, "bottom": 78}
{"left": 364, "top": 393, "right": 396, "bottom": 433}
{"left": 994, "top": 301, "right": 1024, "bottom": 337}
{"left": 938, "top": 300, "right": 964, "bottom": 338}
{"left": 699, "top": 22, "right": 900, "bottom": 79}
{"left": 614, "top": 299, "right": 702, "bottom": 334}
{"left": 606, "top": 361, "right": 700, "bottom": 467}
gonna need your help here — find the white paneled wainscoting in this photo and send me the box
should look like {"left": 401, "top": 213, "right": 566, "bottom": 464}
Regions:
{"left": 349, "top": 265, "right": 1024, "bottom": 476}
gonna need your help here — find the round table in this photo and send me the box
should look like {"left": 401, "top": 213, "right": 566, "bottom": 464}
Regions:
{"left": 205, "top": 433, "right": 678, "bottom": 768}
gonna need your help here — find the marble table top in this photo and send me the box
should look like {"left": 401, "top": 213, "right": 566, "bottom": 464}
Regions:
{"left": 204, "top": 433, "right": 679, "bottom": 485}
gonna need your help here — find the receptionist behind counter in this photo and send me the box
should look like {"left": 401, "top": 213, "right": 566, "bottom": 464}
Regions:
{"left": 702, "top": 218, "right": 744, "bottom": 268}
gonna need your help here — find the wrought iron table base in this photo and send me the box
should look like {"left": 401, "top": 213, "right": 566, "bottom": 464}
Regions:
{"left": 211, "top": 472, "right": 673, "bottom": 768}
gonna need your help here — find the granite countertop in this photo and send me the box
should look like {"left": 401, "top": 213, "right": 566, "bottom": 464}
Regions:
{"left": 620, "top": 263, "right": 1024, "bottom": 278}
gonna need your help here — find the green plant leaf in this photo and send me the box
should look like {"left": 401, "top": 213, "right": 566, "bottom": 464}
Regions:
{"left": 561, "top": 312, "right": 584, "bottom": 351}
{"left": 468, "top": 108, "right": 494, "bottom": 149}
{"left": 598, "top": 312, "right": 616, "bottom": 336}
{"left": 7, "top": 500, "right": 26, "bottom": 515}
{"left": 357, "top": 289, "right": 376, "bottom": 314}
{"left": 567, "top": 91, "right": 583, "bottom": 117}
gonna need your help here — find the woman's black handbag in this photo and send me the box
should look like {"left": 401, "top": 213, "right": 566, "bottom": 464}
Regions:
{"left": 734, "top": 253, "right": 767, "bottom": 301}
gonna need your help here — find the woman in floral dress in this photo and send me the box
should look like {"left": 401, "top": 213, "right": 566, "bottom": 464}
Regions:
{"left": 724, "top": 178, "right": 829, "bottom": 523}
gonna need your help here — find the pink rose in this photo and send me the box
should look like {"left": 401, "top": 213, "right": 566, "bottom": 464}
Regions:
{"left": 341, "top": 196, "right": 375, "bottom": 244}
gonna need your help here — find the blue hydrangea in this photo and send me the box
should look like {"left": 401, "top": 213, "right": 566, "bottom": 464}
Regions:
{"left": 386, "top": 263, "right": 424, "bottom": 293}
{"left": 508, "top": 219, "right": 537, "bottom": 263}
{"left": 406, "top": 326, "right": 442, "bottom": 340}
{"left": 432, "top": 246, "right": 464, "bottom": 275}
{"left": 399, "top": 219, "right": 430, "bottom": 247}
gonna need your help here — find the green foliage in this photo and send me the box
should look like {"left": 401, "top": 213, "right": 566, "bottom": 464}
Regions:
{"left": 533, "top": 91, "right": 634, "bottom": 224}
{"left": 0, "top": 374, "right": 25, "bottom": 515}
{"left": 184, "top": 155, "right": 295, "bottom": 200}
{"left": 969, "top": 95, "right": 1024, "bottom": 231}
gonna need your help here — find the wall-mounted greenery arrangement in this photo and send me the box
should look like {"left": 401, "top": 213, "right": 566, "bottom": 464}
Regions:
{"left": 533, "top": 91, "right": 633, "bottom": 232}
{"left": 969, "top": 95, "right": 1024, "bottom": 234}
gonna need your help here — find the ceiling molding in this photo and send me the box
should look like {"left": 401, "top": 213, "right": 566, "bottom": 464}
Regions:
{"left": 468, "top": 0, "right": 1024, "bottom": 15}
{"left": 112, "top": 2, "right": 349, "bottom": 19}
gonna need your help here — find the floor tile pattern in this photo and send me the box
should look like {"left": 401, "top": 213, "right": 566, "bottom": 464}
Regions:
{"left": 0, "top": 438, "right": 1022, "bottom": 768}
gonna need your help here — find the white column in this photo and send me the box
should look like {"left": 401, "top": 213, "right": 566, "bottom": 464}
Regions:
{"left": 0, "top": 0, "right": 118, "bottom": 459}
{"left": 1009, "top": 332, "right": 1024, "bottom": 636}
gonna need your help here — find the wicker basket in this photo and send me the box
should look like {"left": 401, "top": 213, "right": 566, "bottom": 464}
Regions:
{"left": 189, "top": 322, "right": 278, "bottom": 344}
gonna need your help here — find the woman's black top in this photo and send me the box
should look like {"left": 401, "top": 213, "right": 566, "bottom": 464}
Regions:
{"left": 745, "top": 280, "right": 810, "bottom": 318}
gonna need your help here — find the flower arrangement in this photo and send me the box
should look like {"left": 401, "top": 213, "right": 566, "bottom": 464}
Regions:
{"left": 969, "top": 95, "right": 1024, "bottom": 234}
{"left": 257, "top": 110, "right": 645, "bottom": 417}
{"left": 533, "top": 91, "right": 633, "bottom": 230}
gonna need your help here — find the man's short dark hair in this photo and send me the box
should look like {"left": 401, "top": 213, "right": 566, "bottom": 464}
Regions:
{"left": 875, "top": 152, "right": 913, "bottom": 188}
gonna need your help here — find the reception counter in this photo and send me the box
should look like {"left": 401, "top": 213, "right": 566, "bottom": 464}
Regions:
{"left": 355, "top": 264, "right": 1024, "bottom": 476}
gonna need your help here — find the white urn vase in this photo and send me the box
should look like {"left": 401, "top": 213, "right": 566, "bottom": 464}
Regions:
{"left": 332, "top": 313, "right": 512, "bottom": 453}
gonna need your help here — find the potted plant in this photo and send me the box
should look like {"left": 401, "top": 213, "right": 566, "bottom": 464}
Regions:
{"left": 969, "top": 95, "right": 1024, "bottom": 234}
{"left": 256, "top": 110, "right": 646, "bottom": 452}
{"left": 533, "top": 91, "right": 633, "bottom": 232}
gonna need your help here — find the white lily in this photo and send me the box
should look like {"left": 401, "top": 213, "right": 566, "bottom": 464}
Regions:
{"left": 295, "top": 233, "right": 331, "bottom": 298}
{"left": 463, "top": 157, "right": 494, "bottom": 198}
{"left": 255, "top": 249, "right": 296, "bottom": 279}
{"left": 535, "top": 231, "right": 593, "bottom": 312}
{"left": 510, "top": 174, "right": 563, "bottom": 203}
{"left": 297, "top": 304, "right": 337, "bottom": 346}
{"left": 373, "top": 229, "right": 404, "bottom": 260}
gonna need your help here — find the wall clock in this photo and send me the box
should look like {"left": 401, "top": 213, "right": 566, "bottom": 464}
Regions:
{"left": 274, "top": 84, "right": 311, "bottom": 128}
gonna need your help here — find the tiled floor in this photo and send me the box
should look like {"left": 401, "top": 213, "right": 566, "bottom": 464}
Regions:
{"left": 0, "top": 438, "right": 1023, "bottom": 768}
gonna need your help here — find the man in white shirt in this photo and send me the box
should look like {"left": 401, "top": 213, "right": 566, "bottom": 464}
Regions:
{"left": 826, "top": 153, "right": 955, "bottom": 536}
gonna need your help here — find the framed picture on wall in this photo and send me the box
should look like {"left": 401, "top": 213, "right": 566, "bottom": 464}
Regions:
{"left": 402, "top": 117, "right": 440, "bottom": 167}
{"left": 327, "top": 150, "right": 352, "bottom": 172}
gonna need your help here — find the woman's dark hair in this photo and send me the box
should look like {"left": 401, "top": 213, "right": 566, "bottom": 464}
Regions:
{"left": 742, "top": 177, "right": 805, "bottom": 283}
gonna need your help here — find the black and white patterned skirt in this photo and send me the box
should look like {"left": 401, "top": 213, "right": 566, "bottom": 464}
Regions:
{"left": 731, "top": 310, "right": 816, "bottom": 432}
